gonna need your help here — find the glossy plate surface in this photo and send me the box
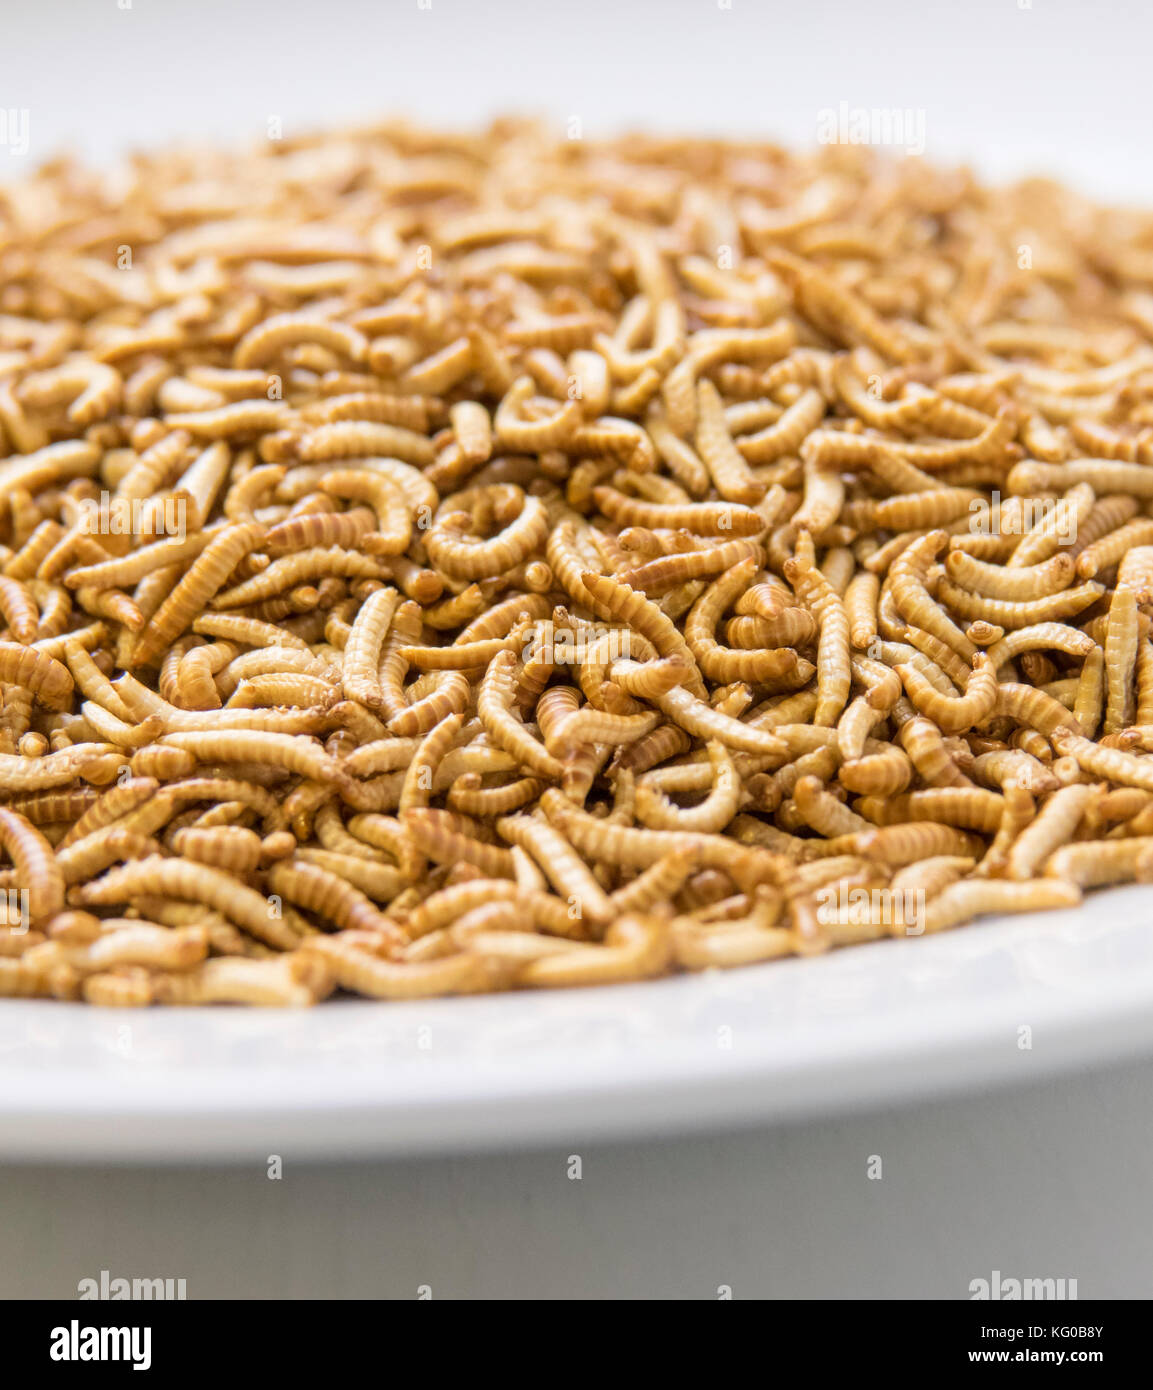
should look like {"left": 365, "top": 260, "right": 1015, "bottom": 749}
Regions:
{"left": 3, "top": 886, "right": 1153, "bottom": 1161}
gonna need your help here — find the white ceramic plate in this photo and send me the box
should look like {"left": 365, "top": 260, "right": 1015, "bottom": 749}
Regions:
{"left": 4, "top": 885, "right": 1153, "bottom": 1161}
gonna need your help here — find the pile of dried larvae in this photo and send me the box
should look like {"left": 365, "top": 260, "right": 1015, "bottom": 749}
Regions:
{"left": 2, "top": 121, "right": 1153, "bottom": 1006}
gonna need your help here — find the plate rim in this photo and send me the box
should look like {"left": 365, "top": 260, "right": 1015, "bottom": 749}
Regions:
{"left": 4, "top": 894, "right": 1153, "bottom": 1162}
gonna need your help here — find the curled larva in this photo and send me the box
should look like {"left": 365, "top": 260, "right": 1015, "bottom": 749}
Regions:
{"left": 995, "top": 683, "right": 1083, "bottom": 738}
{"left": 685, "top": 559, "right": 800, "bottom": 686}
{"left": 944, "top": 549, "right": 1076, "bottom": 602}
{"left": 426, "top": 493, "right": 550, "bottom": 581}
{"left": 0, "top": 643, "right": 74, "bottom": 710}
{"left": 890, "top": 530, "right": 977, "bottom": 662}
{"left": 0, "top": 808, "right": 65, "bottom": 922}
{"left": 580, "top": 571, "right": 706, "bottom": 698}
{"left": 477, "top": 650, "right": 563, "bottom": 780}
{"left": 494, "top": 376, "right": 582, "bottom": 451}
{"left": 176, "top": 642, "right": 233, "bottom": 710}
{"left": 896, "top": 653, "right": 998, "bottom": 733}
{"left": 19, "top": 359, "right": 122, "bottom": 427}
{"left": 74, "top": 856, "right": 299, "bottom": 950}
{"left": 610, "top": 851, "right": 699, "bottom": 913}
{"left": 619, "top": 664, "right": 791, "bottom": 760}
{"left": 983, "top": 623, "right": 1096, "bottom": 670}
{"left": 386, "top": 669, "right": 471, "bottom": 739}
{"left": 341, "top": 587, "right": 401, "bottom": 710}
{"left": 1050, "top": 730, "right": 1153, "bottom": 793}
{"left": 635, "top": 741, "right": 741, "bottom": 834}
{"left": 233, "top": 313, "right": 369, "bottom": 370}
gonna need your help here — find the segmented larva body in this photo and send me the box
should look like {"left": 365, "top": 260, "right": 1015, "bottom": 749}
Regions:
{"left": 783, "top": 548, "right": 850, "bottom": 728}
{"left": 614, "top": 538, "right": 763, "bottom": 595}
{"left": 0, "top": 807, "right": 65, "bottom": 922}
{"left": 233, "top": 314, "right": 369, "bottom": 371}
{"left": 402, "top": 808, "right": 516, "bottom": 879}
{"left": 0, "top": 643, "right": 74, "bottom": 710}
{"left": 340, "top": 586, "right": 401, "bottom": 710}
{"left": 477, "top": 650, "right": 563, "bottom": 780}
{"left": 1104, "top": 586, "right": 1140, "bottom": 735}
{"left": 591, "top": 486, "right": 765, "bottom": 536}
{"left": 132, "top": 521, "right": 265, "bottom": 665}
{"left": 297, "top": 935, "right": 491, "bottom": 1000}
{"left": 923, "top": 879, "right": 1081, "bottom": 934}
{"left": 75, "top": 855, "right": 299, "bottom": 950}
{"left": 580, "top": 571, "right": 707, "bottom": 698}
{"left": 496, "top": 812, "right": 616, "bottom": 923}
{"left": 685, "top": 559, "right": 800, "bottom": 686}
{"left": 426, "top": 493, "right": 549, "bottom": 580}
{"left": 694, "top": 379, "right": 765, "bottom": 504}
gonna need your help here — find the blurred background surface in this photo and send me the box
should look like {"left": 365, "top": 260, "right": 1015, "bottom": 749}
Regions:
{"left": 1, "top": 0, "right": 1150, "bottom": 201}
{"left": 3, "top": 1051, "right": 1152, "bottom": 1298}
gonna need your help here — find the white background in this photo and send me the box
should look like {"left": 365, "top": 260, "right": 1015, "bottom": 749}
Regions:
{"left": 2, "top": 0, "right": 1151, "bottom": 201}
{"left": 2, "top": 0, "right": 1153, "bottom": 1298}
